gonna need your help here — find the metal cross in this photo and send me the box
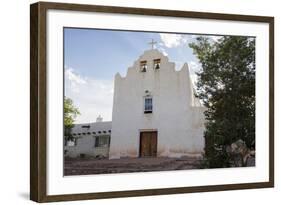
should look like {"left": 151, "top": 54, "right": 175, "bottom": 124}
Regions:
{"left": 148, "top": 39, "right": 157, "bottom": 49}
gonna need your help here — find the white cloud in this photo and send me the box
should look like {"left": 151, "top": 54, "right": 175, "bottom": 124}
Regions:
{"left": 65, "top": 68, "right": 114, "bottom": 123}
{"left": 159, "top": 33, "right": 186, "bottom": 48}
{"left": 189, "top": 34, "right": 222, "bottom": 43}
{"left": 65, "top": 68, "right": 86, "bottom": 92}
{"left": 209, "top": 35, "right": 222, "bottom": 42}
{"left": 189, "top": 61, "right": 201, "bottom": 73}
{"left": 188, "top": 61, "right": 202, "bottom": 88}
{"left": 157, "top": 46, "right": 168, "bottom": 56}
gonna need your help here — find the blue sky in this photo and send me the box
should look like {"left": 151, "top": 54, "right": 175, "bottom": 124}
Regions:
{"left": 64, "top": 28, "right": 219, "bottom": 123}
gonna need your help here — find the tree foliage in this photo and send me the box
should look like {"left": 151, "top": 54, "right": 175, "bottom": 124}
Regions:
{"left": 189, "top": 36, "right": 255, "bottom": 168}
{"left": 64, "top": 97, "right": 80, "bottom": 140}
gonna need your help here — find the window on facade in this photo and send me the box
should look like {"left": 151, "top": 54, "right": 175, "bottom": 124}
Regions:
{"left": 153, "top": 59, "right": 161, "bottom": 70}
{"left": 144, "top": 97, "right": 153, "bottom": 113}
{"left": 140, "top": 60, "right": 147, "bottom": 72}
{"left": 95, "top": 136, "right": 110, "bottom": 148}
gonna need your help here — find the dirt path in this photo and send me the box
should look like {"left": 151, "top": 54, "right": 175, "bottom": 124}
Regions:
{"left": 64, "top": 157, "right": 202, "bottom": 175}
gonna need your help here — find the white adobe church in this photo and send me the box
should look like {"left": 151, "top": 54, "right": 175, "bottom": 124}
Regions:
{"left": 65, "top": 43, "right": 205, "bottom": 159}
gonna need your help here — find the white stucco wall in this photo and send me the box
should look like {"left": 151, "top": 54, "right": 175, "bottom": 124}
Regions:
{"left": 64, "top": 135, "right": 110, "bottom": 158}
{"left": 109, "top": 49, "right": 205, "bottom": 159}
{"left": 64, "top": 122, "right": 112, "bottom": 158}
{"left": 65, "top": 135, "right": 96, "bottom": 158}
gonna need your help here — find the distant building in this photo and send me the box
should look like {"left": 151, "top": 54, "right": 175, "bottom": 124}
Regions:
{"left": 64, "top": 116, "right": 111, "bottom": 158}
{"left": 64, "top": 48, "right": 205, "bottom": 159}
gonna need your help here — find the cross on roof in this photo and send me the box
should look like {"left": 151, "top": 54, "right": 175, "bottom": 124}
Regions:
{"left": 148, "top": 39, "right": 157, "bottom": 49}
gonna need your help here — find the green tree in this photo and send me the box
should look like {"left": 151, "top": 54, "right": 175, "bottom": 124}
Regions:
{"left": 189, "top": 36, "right": 255, "bottom": 168}
{"left": 64, "top": 97, "right": 80, "bottom": 141}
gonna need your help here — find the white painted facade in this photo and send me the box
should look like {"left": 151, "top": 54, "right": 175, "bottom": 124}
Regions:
{"left": 109, "top": 49, "right": 205, "bottom": 159}
{"left": 64, "top": 121, "right": 111, "bottom": 158}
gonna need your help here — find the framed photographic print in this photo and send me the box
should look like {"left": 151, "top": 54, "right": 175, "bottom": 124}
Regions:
{"left": 30, "top": 1, "right": 274, "bottom": 202}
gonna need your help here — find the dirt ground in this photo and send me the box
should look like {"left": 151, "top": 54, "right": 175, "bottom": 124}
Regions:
{"left": 64, "top": 157, "right": 202, "bottom": 176}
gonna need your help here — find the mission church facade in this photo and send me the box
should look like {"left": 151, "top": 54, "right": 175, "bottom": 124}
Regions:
{"left": 65, "top": 47, "right": 205, "bottom": 159}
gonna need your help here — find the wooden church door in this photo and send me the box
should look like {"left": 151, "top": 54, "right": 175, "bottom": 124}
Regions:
{"left": 139, "top": 131, "right": 157, "bottom": 157}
